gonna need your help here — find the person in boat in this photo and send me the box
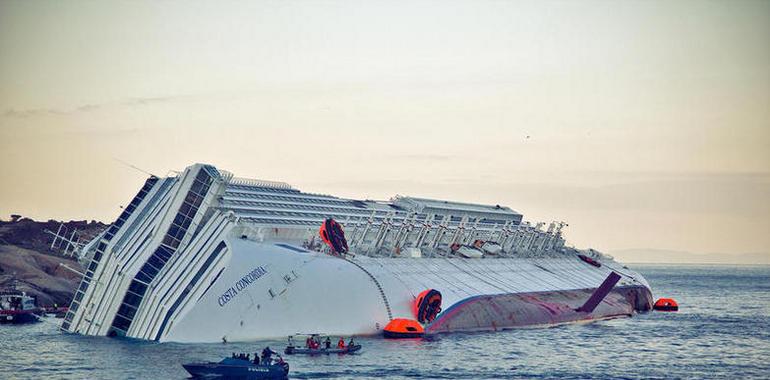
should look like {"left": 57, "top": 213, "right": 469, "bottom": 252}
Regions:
{"left": 324, "top": 337, "right": 331, "bottom": 349}
{"left": 338, "top": 337, "right": 345, "bottom": 349}
{"left": 348, "top": 337, "right": 355, "bottom": 347}
{"left": 253, "top": 353, "right": 260, "bottom": 365}
{"left": 232, "top": 352, "right": 236, "bottom": 359}
{"left": 261, "top": 346, "right": 277, "bottom": 364}
{"left": 305, "top": 336, "right": 313, "bottom": 349}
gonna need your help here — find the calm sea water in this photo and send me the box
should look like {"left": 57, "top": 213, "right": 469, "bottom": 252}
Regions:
{"left": 2, "top": 264, "right": 769, "bottom": 379}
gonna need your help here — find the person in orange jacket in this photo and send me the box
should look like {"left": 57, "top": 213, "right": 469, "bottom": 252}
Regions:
{"left": 337, "top": 337, "right": 345, "bottom": 349}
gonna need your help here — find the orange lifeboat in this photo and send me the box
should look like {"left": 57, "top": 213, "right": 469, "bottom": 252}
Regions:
{"left": 412, "top": 289, "right": 442, "bottom": 324}
{"left": 319, "top": 218, "right": 348, "bottom": 254}
{"left": 383, "top": 318, "right": 424, "bottom": 339}
{"left": 653, "top": 298, "right": 679, "bottom": 311}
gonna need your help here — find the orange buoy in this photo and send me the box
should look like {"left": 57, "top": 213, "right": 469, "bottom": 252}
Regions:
{"left": 383, "top": 318, "right": 424, "bottom": 339}
{"left": 653, "top": 298, "right": 679, "bottom": 311}
{"left": 412, "top": 289, "right": 442, "bottom": 324}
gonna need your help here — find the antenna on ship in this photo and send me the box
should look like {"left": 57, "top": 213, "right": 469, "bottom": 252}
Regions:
{"left": 113, "top": 157, "right": 157, "bottom": 177}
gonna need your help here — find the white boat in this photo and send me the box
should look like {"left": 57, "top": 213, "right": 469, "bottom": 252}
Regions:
{"left": 61, "top": 163, "right": 653, "bottom": 343}
{"left": 455, "top": 245, "right": 484, "bottom": 258}
{"left": 479, "top": 241, "right": 503, "bottom": 256}
{"left": 1, "top": 289, "right": 41, "bottom": 324}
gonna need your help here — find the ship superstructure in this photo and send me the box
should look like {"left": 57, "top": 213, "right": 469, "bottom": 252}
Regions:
{"left": 62, "top": 164, "right": 652, "bottom": 342}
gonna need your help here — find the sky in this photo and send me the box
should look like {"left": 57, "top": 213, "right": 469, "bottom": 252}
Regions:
{"left": 1, "top": 1, "right": 768, "bottom": 262}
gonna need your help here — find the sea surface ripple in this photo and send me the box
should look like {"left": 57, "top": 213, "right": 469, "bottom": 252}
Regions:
{"left": 1, "top": 264, "right": 769, "bottom": 379}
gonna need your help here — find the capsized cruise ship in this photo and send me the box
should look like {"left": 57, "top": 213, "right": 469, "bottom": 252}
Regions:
{"left": 62, "top": 164, "right": 653, "bottom": 343}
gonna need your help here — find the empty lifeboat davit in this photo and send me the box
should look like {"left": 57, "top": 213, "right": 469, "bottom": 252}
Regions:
{"left": 412, "top": 289, "right": 442, "bottom": 324}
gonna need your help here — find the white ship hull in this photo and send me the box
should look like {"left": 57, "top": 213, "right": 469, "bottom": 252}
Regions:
{"left": 61, "top": 164, "right": 653, "bottom": 343}
{"left": 167, "top": 239, "right": 651, "bottom": 343}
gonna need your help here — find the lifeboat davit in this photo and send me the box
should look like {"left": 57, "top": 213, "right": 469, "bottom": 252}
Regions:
{"left": 412, "top": 289, "right": 442, "bottom": 324}
{"left": 383, "top": 318, "right": 424, "bottom": 339}
{"left": 319, "top": 218, "right": 348, "bottom": 254}
{"left": 653, "top": 298, "right": 679, "bottom": 311}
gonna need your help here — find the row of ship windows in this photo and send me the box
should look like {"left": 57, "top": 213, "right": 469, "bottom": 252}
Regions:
{"left": 222, "top": 199, "right": 388, "bottom": 215}
{"left": 133, "top": 245, "right": 172, "bottom": 285}
{"left": 231, "top": 208, "right": 512, "bottom": 227}
{"left": 183, "top": 190, "right": 206, "bottom": 211}
{"left": 239, "top": 216, "right": 514, "bottom": 231}
{"left": 104, "top": 178, "right": 158, "bottom": 241}
{"left": 113, "top": 178, "right": 175, "bottom": 253}
{"left": 111, "top": 169, "right": 213, "bottom": 333}
{"left": 224, "top": 191, "right": 354, "bottom": 206}
{"left": 227, "top": 183, "right": 351, "bottom": 202}
{"left": 63, "top": 177, "right": 159, "bottom": 330}
{"left": 223, "top": 196, "right": 513, "bottom": 226}
{"left": 201, "top": 165, "right": 221, "bottom": 180}
{"left": 231, "top": 208, "right": 374, "bottom": 220}
{"left": 112, "top": 314, "right": 132, "bottom": 331}
{"left": 242, "top": 217, "right": 319, "bottom": 226}
{"left": 226, "top": 184, "right": 301, "bottom": 195}
{"left": 189, "top": 174, "right": 213, "bottom": 198}
{"left": 153, "top": 242, "right": 228, "bottom": 340}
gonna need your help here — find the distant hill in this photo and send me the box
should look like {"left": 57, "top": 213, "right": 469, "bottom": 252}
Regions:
{"left": 609, "top": 248, "right": 770, "bottom": 265}
{"left": 0, "top": 217, "right": 106, "bottom": 255}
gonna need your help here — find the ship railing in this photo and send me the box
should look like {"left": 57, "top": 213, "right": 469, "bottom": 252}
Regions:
{"left": 232, "top": 213, "right": 568, "bottom": 259}
{"left": 228, "top": 177, "right": 293, "bottom": 190}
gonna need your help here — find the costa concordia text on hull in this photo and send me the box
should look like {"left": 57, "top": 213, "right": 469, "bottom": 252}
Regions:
{"left": 61, "top": 164, "right": 653, "bottom": 343}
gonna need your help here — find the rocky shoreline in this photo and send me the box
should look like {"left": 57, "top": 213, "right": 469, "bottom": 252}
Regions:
{"left": 0, "top": 218, "right": 106, "bottom": 307}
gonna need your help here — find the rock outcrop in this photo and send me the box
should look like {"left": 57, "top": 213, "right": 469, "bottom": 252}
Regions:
{"left": 0, "top": 218, "right": 106, "bottom": 307}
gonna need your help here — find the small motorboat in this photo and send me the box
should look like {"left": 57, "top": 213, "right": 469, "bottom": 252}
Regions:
{"left": 284, "top": 344, "right": 362, "bottom": 355}
{"left": 284, "top": 334, "right": 362, "bottom": 355}
{"left": 1, "top": 288, "right": 41, "bottom": 324}
{"left": 182, "top": 357, "right": 289, "bottom": 379}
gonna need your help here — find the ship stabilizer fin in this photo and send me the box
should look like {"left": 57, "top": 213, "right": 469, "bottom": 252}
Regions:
{"left": 576, "top": 271, "right": 621, "bottom": 313}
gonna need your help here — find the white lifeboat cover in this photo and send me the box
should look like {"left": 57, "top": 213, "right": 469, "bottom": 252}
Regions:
{"left": 457, "top": 246, "right": 483, "bottom": 258}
